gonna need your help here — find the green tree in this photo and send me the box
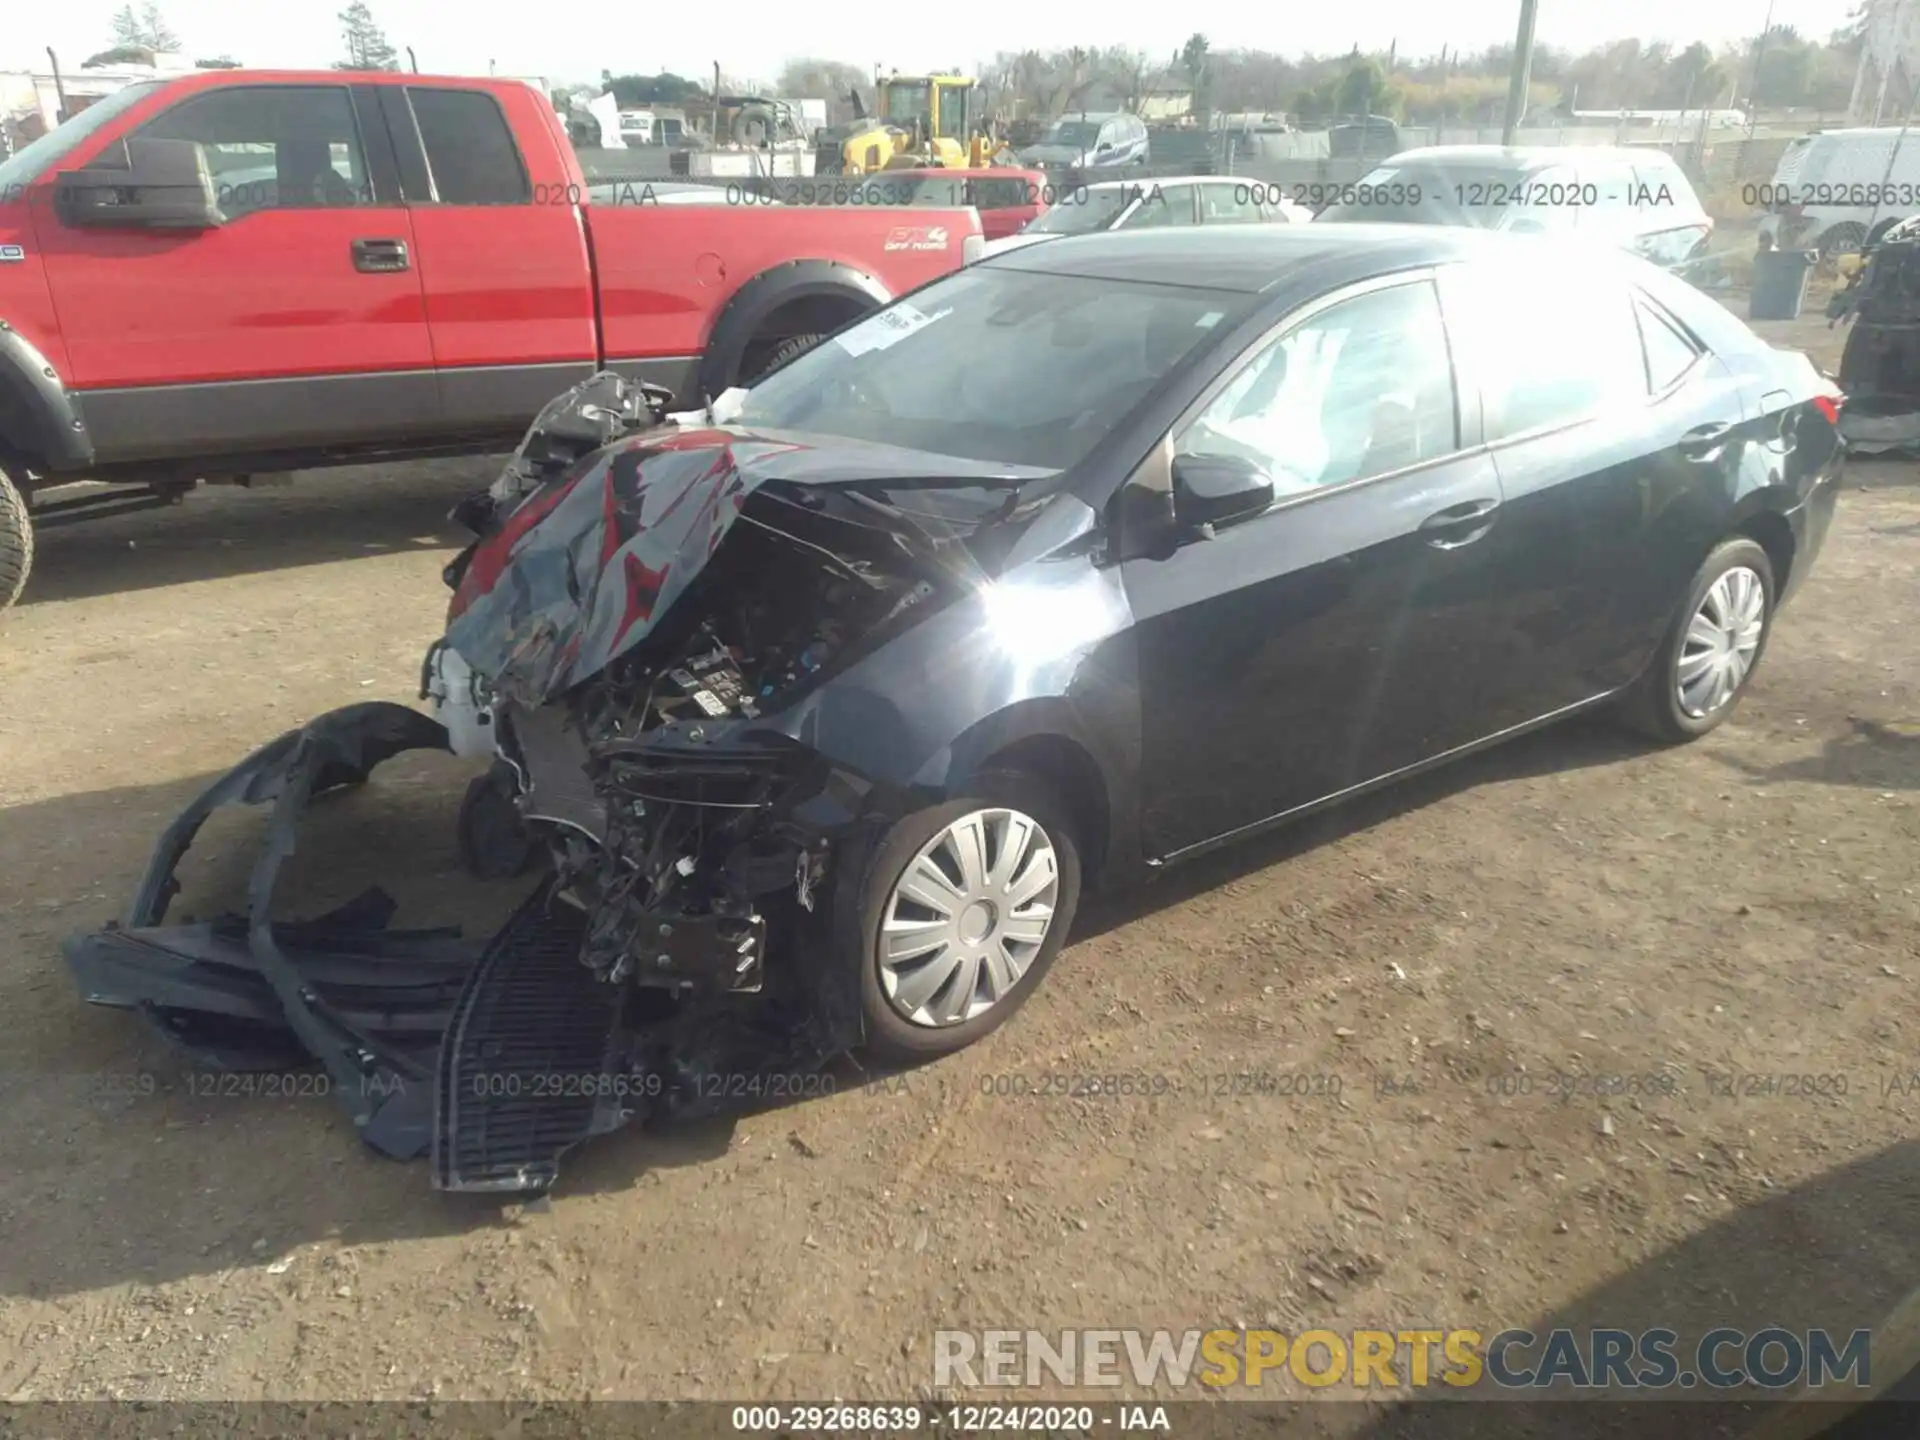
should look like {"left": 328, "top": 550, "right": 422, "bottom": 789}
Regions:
{"left": 335, "top": 1, "right": 400, "bottom": 72}
{"left": 603, "top": 72, "right": 709, "bottom": 106}
{"left": 106, "top": 1, "right": 180, "bottom": 51}
{"left": 139, "top": 1, "right": 180, "bottom": 49}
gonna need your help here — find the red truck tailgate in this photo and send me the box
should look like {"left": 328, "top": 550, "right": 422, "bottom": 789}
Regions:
{"left": 584, "top": 203, "right": 978, "bottom": 364}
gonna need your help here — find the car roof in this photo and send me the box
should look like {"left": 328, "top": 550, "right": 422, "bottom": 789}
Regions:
{"left": 1079, "top": 174, "right": 1246, "bottom": 193}
{"left": 981, "top": 223, "right": 1522, "bottom": 293}
{"left": 1382, "top": 144, "right": 1680, "bottom": 168}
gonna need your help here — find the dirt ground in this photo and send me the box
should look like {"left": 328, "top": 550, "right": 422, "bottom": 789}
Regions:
{"left": 3, "top": 302, "right": 1919, "bottom": 1428}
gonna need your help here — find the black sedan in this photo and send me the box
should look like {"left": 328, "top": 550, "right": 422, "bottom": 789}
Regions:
{"left": 452, "top": 223, "right": 1841, "bottom": 1055}
{"left": 65, "top": 225, "right": 1844, "bottom": 1189}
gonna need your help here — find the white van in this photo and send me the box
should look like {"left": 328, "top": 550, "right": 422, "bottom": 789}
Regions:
{"left": 1757, "top": 128, "right": 1920, "bottom": 256}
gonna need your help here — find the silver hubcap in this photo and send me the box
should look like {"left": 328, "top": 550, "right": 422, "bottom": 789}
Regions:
{"left": 1677, "top": 566, "right": 1766, "bottom": 718}
{"left": 878, "top": 807, "right": 1059, "bottom": 1028}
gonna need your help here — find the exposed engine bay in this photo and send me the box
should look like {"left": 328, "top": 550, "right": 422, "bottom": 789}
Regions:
{"left": 60, "top": 369, "right": 1001, "bottom": 1195}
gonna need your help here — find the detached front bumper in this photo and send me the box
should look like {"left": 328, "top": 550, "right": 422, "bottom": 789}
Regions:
{"left": 60, "top": 701, "right": 869, "bottom": 1193}
{"left": 63, "top": 702, "right": 473, "bottom": 1161}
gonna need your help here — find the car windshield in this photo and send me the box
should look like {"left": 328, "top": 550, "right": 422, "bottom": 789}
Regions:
{"left": 1026, "top": 188, "right": 1131, "bottom": 234}
{"left": 1317, "top": 163, "right": 1536, "bottom": 226}
{"left": 1044, "top": 121, "right": 1101, "bottom": 148}
{"left": 733, "top": 268, "right": 1241, "bottom": 470}
{"left": 0, "top": 82, "right": 165, "bottom": 192}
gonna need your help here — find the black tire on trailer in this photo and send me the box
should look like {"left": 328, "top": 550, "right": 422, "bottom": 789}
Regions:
{"left": 0, "top": 467, "right": 32, "bottom": 613}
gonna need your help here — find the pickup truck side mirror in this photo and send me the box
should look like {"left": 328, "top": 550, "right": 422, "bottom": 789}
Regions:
{"left": 1171, "top": 452, "right": 1275, "bottom": 533}
{"left": 54, "top": 137, "right": 223, "bottom": 231}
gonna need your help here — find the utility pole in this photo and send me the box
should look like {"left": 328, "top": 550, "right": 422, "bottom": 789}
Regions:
{"left": 1501, "top": 0, "right": 1541, "bottom": 146}
{"left": 1745, "top": 0, "right": 1778, "bottom": 139}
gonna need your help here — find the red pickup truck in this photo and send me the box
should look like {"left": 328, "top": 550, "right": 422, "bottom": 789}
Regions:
{"left": 0, "top": 71, "right": 982, "bottom": 608}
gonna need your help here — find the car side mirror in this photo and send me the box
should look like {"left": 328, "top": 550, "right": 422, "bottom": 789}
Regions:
{"left": 53, "top": 137, "right": 222, "bottom": 230}
{"left": 1171, "top": 452, "right": 1274, "bottom": 533}
{"left": 1507, "top": 215, "right": 1547, "bottom": 235}
{"left": 1095, "top": 142, "right": 1114, "bottom": 156}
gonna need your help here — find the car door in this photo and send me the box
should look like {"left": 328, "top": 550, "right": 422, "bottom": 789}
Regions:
{"left": 37, "top": 82, "right": 432, "bottom": 463}
{"left": 382, "top": 82, "right": 599, "bottom": 431}
{"left": 1122, "top": 272, "right": 1507, "bottom": 860}
{"left": 1442, "top": 255, "right": 1751, "bottom": 732}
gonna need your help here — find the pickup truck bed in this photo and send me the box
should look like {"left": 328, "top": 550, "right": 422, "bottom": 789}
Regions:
{"left": 0, "top": 70, "right": 982, "bottom": 608}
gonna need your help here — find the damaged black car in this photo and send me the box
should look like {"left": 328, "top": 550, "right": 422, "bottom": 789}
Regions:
{"left": 65, "top": 227, "right": 1842, "bottom": 1193}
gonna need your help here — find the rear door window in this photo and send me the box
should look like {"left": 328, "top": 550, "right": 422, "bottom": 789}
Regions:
{"left": 407, "top": 87, "right": 530, "bottom": 204}
{"left": 1449, "top": 261, "right": 1648, "bottom": 438}
{"left": 1198, "top": 181, "right": 1267, "bottom": 224}
{"left": 1637, "top": 299, "right": 1704, "bottom": 393}
{"left": 1123, "top": 183, "right": 1197, "bottom": 228}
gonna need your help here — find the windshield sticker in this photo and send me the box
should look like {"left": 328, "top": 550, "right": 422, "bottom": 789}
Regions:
{"left": 837, "top": 303, "right": 948, "bottom": 356}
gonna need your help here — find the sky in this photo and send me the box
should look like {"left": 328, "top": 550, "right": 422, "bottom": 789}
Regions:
{"left": 0, "top": 0, "right": 1862, "bottom": 88}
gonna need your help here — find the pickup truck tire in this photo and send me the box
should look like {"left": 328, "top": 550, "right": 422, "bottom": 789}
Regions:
{"left": 697, "top": 261, "right": 890, "bottom": 397}
{"left": 0, "top": 468, "right": 31, "bottom": 613}
{"left": 753, "top": 333, "right": 824, "bottom": 378}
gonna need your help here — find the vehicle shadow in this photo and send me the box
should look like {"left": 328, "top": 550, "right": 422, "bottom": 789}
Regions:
{"left": 1713, "top": 716, "right": 1920, "bottom": 793}
{"left": 1343, "top": 1136, "right": 1920, "bottom": 1440}
{"left": 19, "top": 459, "right": 496, "bottom": 607}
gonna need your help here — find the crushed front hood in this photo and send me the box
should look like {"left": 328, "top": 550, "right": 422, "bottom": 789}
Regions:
{"left": 445, "top": 426, "right": 1034, "bottom": 709}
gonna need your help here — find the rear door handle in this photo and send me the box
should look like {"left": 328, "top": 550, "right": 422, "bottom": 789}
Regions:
{"left": 1418, "top": 497, "right": 1500, "bottom": 549}
{"left": 1678, "top": 420, "right": 1734, "bottom": 458}
{"left": 351, "top": 237, "right": 409, "bottom": 273}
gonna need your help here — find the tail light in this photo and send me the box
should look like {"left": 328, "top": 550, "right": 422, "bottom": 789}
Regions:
{"left": 1812, "top": 393, "right": 1843, "bottom": 426}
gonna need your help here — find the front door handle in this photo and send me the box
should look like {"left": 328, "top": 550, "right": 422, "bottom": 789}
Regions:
{"left": 1418, "top": 497, "right": 1500, "bottom": 549}
{"left": 1678, "top": 420, "right": 1734, "bottom": 459}
{"left": 351, "top": 237, "right": 409, "bottom": 273}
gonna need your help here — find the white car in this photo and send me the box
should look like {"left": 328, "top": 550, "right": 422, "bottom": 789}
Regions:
{"left": 981, "top": 175, "right": 1311, "bottom": 258}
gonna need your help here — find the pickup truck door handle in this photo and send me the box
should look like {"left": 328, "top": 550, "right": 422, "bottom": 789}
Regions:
{"left": 1418, "top": 497, "right": 1500, "bottom": 549}
{"left": 1678, "top": 420, "right": 1734, "bottom": 459}
{"left": 351, "top": 237, "right": 409, "bottom": 273}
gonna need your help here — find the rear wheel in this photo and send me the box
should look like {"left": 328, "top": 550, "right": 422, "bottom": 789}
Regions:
{"left": 850, "top": 773, "right": 1083, "bottom": 1063}
{"left": 1617, "top": 538, "right": 1775, "bottom": 744}
{"left": 0, "top": 467, "right": 32, "bottom": 613}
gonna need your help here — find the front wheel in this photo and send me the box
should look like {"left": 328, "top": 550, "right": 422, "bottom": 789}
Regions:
{"left": 0, "top": 467, "right": 32, "bottom": 612}
{"left": 849, "top": 774, "right": 1083, "bottom": 1063}
{"left": 1618, "top": 538, "right": 1776, "bottom": 744}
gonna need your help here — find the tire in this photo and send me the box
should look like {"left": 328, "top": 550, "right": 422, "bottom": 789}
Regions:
{"left": 743, "top": 332, "right": 824, "bottom": 385}
{"left": 848, "top": 772, "right": 1083, "bottom": 1063}
{"left": 0, "top": 467, "right": 31, "bottom": 613}
{"left": 1617, "top": 538, "right": 1776, "bottom": 744}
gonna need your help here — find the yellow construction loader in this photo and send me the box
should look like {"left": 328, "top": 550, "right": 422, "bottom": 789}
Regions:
{"left": 814, "top": 71, "right": 1011, "bottom": 175}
